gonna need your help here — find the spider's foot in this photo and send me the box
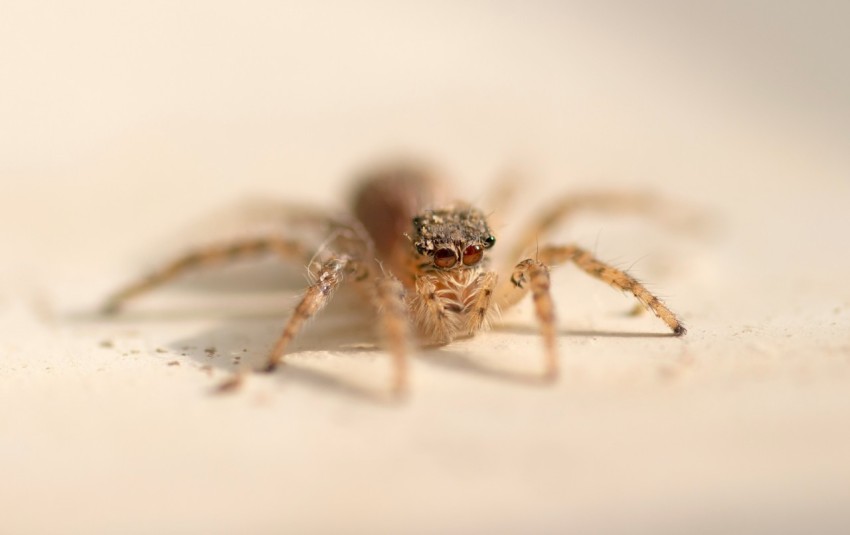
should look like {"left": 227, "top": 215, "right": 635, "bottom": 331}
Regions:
{"left": 673, "top": 324, "right": 687, "bottom": 336}
{"left": 261, "top": 361, "right": 279, "bottom": 373}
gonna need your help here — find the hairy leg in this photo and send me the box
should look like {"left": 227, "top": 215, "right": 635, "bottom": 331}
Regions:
{"left": 462, "top": 271, "right": 499, "bottom": 335}
{"left": 499, "top": 244, "right": 686, "bottom": 335}
{"left": 372, "top": 275, "right": 412, "bottom": 394}
{"left": 102, "top": 237, "right": 309, "bottom": 313}
{"left": 496, "top": 260, "right": 558, "bottom": 378}
{"left": 508, "top": 192, "right": 698, "bottom": 262}
{"left": 407, "top": 274, "right": 463, "bottom": 345}
{"left": 262, "top": 256, "right": 353, "bottom": 372}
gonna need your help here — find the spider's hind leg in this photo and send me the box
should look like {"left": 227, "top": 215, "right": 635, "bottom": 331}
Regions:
{"left": 102, "top": 237, "right": 309, "bottom": 314}
{"left": 507, "top": 191, "right": 700, "bottom": 263}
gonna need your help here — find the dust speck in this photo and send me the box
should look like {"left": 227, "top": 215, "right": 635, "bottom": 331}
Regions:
{"left": 216, "top": 373, "right": 244, "bottom": 393}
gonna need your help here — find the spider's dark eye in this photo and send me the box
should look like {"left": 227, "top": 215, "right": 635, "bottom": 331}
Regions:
{"left": 483, "top": 235, "right": 496, "bottom": 248}
{"left": 462, "top": 244, "right": 483, "bottom": 266}
{"left": 433, "top": 248, "right": 458, "bottom": 268}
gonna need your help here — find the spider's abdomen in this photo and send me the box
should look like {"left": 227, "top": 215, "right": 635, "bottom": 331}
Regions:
{"left": 351, "top": 161, "right": 448, "bottom": 277}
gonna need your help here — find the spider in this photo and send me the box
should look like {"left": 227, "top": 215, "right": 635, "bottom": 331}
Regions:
{"left": 102, "top": 161, "right": 686, "bottom": 393}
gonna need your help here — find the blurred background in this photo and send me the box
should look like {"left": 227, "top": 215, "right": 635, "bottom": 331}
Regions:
{"left": 1, "top": 2, "right": 849, "bottom": 534}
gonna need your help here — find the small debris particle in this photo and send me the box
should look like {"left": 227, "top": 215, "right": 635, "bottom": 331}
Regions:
{"left": 627, "top": 304, "right": 646, "bottom": 317}
{"left": 242, "top": 348, "right": 248, "bottom": 353}
{"left": 181, "top": 353, "right": 187, "bottom": 356}
{"left": 156, "top": 348, "right": 167, "bottom": 354}
{"left": 130, "top": 349, "right": 140, "bottom": 354}
{"left": 200, "top": 364, "right": 214, "bottom": 377}
{"left": 216, "top": 373, "right": 244, "bottom": 393}
{"left": 99, "top": 340, "right": 114, "bottom": 349}
{"left": 204, "top": 347, "right": 217, "bottom": 357}
{"left": 167, "top": 361, "right": 180, "bottom": 366}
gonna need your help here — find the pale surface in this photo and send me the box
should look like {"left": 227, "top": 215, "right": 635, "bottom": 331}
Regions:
{"left": 2, "top": 2, "right": 850, "bottom": 534}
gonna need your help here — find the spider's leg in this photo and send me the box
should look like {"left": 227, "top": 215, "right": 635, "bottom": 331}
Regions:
{"left": 102, "top": 237, "right": 309, "bottom": 314}
{"left": 262, "top": 256, "right": 353, "bottom": 372}
{"left": 496, "top": 260, "right": 557, "bottom": 378}
{"left": 462, "top": 271, "right": 499, "bottom": 335}
{"left": 546, "top": 244, "right": 685, "bottom": 335}
{"left": 408, "top": 274, "right": 463, "bottom": 346}
{"left": 500, "top": 244, "right": 686, "bottom": 335}
{"left": 507, "top": 192, "right": 699, "bottom": 263}
{"left": 371, "top": 275, "right": 412, "bottom": 394}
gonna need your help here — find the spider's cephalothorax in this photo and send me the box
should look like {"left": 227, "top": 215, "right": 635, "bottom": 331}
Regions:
{"left": 103, "top": 160, "right": 687, "bottom": 395}
{"left": 412, "top": 206, "right": 496, "bottom": 270}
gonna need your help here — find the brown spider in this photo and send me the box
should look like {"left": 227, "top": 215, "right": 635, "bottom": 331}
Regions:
{"left": 103, "top": 161, "right": 686, "bottom": 393}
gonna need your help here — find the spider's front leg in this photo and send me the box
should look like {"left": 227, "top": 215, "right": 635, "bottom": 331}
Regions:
{"left": 263, "top": 259, "right": 413, "bottom": 395}
{"left": 497, "top": 260, "right": 558, "bottom": 379}
{"left": 540, "top": 244, "right": 686, "bottom": 335}
{"left": 408, "top": 275, "right": 463, "bottom": 346}
{"left": 497, "top": 244, "right": 687, "bottom": 378}
{"left": 462, "top": 271, "right": 499, "bottom": 335}
{"left": 262, "top": 256, "right": 354, "bottom": 372}
{"left": 500, "top": 244, "right": 686, "bottom": 334}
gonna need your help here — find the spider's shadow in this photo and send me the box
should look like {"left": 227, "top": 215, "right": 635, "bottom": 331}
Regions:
{"left": 165, "top": 291, "right": 399, "bottom": 404}
{"left": 160, "top": 289, "right": 585, "bottom": 401}
{"left": 167, "top": 314, "right": 553, "bottom": 403}
{"left": 494, "top": 322, "right": 683, "bottom": 339}
{"left": 414, "top": 345, "right": 551, "bottom": 386}
{"left": 86, "top": 265, "right": 681, "bottom": 402}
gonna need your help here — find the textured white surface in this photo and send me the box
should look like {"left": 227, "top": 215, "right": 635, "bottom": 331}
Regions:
{"left": 2, "top": 2, "right": 850, "bottom": 534}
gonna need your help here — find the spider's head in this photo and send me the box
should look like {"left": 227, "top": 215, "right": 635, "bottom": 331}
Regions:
{"left": 411, "top": 205, "right": 496, "bottom": 270}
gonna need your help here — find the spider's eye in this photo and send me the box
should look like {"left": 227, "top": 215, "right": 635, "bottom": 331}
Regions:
{"left": 433, "top": 248, "right": 458, "bottom": 268}
{"left": 483, "top": 235, "right": 496, "bottom": 248}
{"left": 462, "top": 244, "right": 483, "bottom": 266}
